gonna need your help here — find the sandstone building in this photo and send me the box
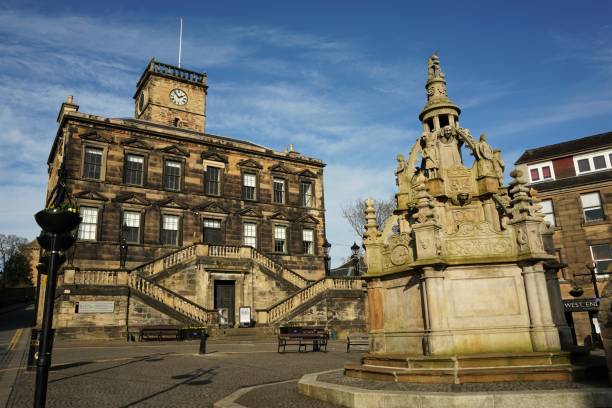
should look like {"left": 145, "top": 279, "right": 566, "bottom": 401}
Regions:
{"left": 516, "top": 133, "right": 612, "bottom": 346}
{"left": 40, "top": 60, "right": 364, "bottom": 335}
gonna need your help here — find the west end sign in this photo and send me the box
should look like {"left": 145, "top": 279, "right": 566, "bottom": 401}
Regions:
{"left": 563, "top": 298, "right": 599, "bottom": 312}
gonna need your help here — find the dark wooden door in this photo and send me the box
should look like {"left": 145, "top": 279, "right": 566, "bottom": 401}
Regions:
{"left": 214, "top": 280, "right": 235, "bottom": 325}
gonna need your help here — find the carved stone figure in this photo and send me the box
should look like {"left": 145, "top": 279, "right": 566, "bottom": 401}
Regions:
{"left": 475, "top": 133, "right": 495, "bottom": 176}
{"left": 493, "top": 149, "right": 505, "bottom": 186}
{"left": 420, "top": 132, "right": 439, "bottom": 178}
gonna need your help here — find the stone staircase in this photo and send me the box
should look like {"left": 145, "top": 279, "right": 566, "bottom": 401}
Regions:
{"left": 61, "top": 268, "right": 216, "bottom": 325}
{"left": 132, "top": 243, "right": 312, "bottom": 289}
{"left": 61, "top": 247, "right": 363, "bottom": 328}
{"left": 257, "top": 277, "right": 364, "bottom": 324}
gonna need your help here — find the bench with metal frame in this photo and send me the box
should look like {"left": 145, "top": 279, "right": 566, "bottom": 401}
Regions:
{"left": 346, "top": 332, "right": 369, "bottom": 352}
{"left": 277, "top": 326, "right": 328, "bottom": 353}
{"left": 138, "top": 325, "right": 181, "bottom": 341}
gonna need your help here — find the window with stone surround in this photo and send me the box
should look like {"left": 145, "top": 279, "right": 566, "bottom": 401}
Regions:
{"left": 164, "top": 160, "right": 182, "bottom": 191}
{"left": 302, "top": 228, "right": 314, "bottom": 255}
{"left": 124, "top": 154, "right": 145, "bottom": 186}
{"left": 78, "top": 207, "right": 98, "bottom": 240}
{"left": 300, "top": 181, "right": 314, "bottom": 207}
{"left": 203, "top": 218, "right": 222, "bottom": 244}
{"left": 122, "top": 211, "right": 141, "bottom": 244}
{"left": 83, "top": 147, "right": 103, "bottom": 180}
{"left": 580, "top": 192, "right": 604, "bottom": 223}
{"left": 590, "top": 244, "right": 612, "bottom": 276}
{"left": 273, "top": 177, "right": 285, "bottom": 204}
{"left": 161, "top": 214, "right": 180, "bottom": 246}
{"left": 243, "top": 222, "right": 257, "bottom": 248}
{"left": 540, "top": 199, "right": 555, "bottom": 227}
{"left": 274, "top": 225, "right": 287, "bottom": 253}
{"left": 243, "top": 173, "right": 257, "bottom": 201}
{"left": 205, "top": 166, "right": 221, "bottom": 196}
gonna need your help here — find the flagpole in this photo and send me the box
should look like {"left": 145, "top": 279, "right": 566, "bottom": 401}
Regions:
{"left": 178, "top": 17, "right": 183, "bottom": 68}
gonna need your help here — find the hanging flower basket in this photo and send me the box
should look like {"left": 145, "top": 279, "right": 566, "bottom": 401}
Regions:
{"left": 35, "top": 206, "right": 81, "bottom": 234}
{"left": 569, "top": 286, "right": 584, "bottom": 298}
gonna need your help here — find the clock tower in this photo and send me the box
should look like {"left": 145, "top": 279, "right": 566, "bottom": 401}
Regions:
{"left": 134, "top": 59, "right": 208, "bottom": 133}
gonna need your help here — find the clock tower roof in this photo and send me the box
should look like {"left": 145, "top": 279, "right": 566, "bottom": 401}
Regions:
{"left": 134, "top": 59, "right": 208, "bottom": 99}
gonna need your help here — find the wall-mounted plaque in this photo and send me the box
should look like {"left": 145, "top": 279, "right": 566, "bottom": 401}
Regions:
{"left": 77, "top": 301, "right": 115, "bottom": 314}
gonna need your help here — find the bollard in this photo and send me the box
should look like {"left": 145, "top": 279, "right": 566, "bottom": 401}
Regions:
{"left": 26, "top": 329, "right": 40, "bottom": 371}
{"left": 198, "top": 330, "right": 208, "bottom": 354}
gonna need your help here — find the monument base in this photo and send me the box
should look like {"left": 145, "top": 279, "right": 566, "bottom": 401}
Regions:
{"left": 298, "top": 369, "right": 612, "bottom": 408}
{"left": 344, "top": 352, "right": 580, "bottom": 384}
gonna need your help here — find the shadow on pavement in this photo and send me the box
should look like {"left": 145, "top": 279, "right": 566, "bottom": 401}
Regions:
{"left": 119, "top": 367, "right": 217, "bottom": 407}
{"left": 0, "top": 303, "right": 35, "bottom": 331}
{"left": 49, "top": 353, "right": 174, "bottom": 384}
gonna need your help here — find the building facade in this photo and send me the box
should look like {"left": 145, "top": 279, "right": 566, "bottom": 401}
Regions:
{"left": 516, "top": 132, "right": 612, "bottom": 346}
{"left": 39, "top": 59, "right": 366, "bottom": 334}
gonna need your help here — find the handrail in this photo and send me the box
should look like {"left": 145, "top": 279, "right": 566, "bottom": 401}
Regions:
{"left": 128, "top": 274, "right": 215, "bottom": 324}
{"left": 265, "top": 277, "right": 363, "bottom": 323}
{"left": 132, "top": 244, "right": 198, "bottom": 277}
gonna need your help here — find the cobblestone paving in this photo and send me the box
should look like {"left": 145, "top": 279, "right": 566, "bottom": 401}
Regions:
{"left": 7, "top": 339, "right": 362, "bottom": 407}
{"left": 319, "top": 370, "right": 610, "bottom": 392}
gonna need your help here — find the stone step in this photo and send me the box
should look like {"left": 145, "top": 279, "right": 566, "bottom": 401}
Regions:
{"left": 362, "top": 351, "right": 571, "bottom": 369}
{"left": 345, "top": 360, "right": 582, "bottom": 384}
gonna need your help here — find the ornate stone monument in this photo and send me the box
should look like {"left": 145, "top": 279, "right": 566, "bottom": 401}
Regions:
{"left": 346, "top": 54, "right": 576, "bottom": 384}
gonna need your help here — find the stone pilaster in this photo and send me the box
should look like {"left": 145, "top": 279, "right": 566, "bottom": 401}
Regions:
{"left": 545, "top": 266, "right": 573, "bottom": 350}
{"left": 521, "top": 262, "right": 561, "bottom": 351}
{"left": 423, "top": 267, "right": 453, "bottom": 355}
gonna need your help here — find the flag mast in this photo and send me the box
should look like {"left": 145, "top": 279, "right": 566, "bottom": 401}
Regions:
{"left": 178, "top": 17, "right": 183, "bottom": 68}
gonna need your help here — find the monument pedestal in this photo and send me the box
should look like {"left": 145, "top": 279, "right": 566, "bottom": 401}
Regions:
{"left": 345, "top": 352, "right": 580, "bottom": 384}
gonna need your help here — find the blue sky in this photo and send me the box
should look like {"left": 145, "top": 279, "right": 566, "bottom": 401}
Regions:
{"left": 1, "top": 1, "right": 611, "bottom": 265}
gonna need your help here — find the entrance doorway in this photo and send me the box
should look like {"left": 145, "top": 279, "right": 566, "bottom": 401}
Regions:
{"left": 214, "top": 280, "right": 235, "bottom": 326}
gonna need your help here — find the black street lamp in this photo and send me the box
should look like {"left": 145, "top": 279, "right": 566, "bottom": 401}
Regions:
{"left": 323, "top": 239, "right": 332, "bottom": 276}
{"left": 350, "top": 242, "right": 360, "bottom": 276}
{"left": 33, "top": 207, "right": 80, "bottom": 408}
{"left": 585, "top": 262, "right": 601, "bottom": 299}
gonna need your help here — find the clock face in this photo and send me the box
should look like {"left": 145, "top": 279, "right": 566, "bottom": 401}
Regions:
{"left": 169, "top": 88, "right": 188, "bottom": 106}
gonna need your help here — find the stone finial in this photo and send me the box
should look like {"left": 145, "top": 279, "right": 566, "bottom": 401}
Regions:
{"left": 67, "top": 95, "right": 74, "bottom": 104}
{"left": 508, "top": 168, "right": 543, "bottom": 223}
{"left": 363, "top": 198, "right": 382, "bottom": 242}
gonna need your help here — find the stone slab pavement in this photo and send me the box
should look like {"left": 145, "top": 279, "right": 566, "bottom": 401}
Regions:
{"left": 4, "top": 324, "right": 363, "bottom": 407}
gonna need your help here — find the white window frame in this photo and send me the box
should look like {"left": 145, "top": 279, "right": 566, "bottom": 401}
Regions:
{"left": 527, "top": 161, "right": 555, "bottom": 183}
{"left": 580, "top": 192, "right": 604, "bottom": 223}
{"left": 243, "top": 173, "right": 257, "bottom": 200}
{"left": 302, "top": 228, "right": 314, "bottom": 255}
{"left": 590, "top": 244, "right": 612, "bottom": 277}
{"left": 161, "top": 214, "right": 180, "bottom": 246}
{"left": 78, "top": 206, "right": 99, "bottom": 240}
{"left": 274, "top": 225, "right": 287, "bottom": 253}
{"left": 540, "top": 199, "right": 555, "bottom": 227}
{"left": 123, "top": 211, "right": 141, "bottom": 244}
{"left": 574, "top": 148, "right": 612, "bottom": 175}
{"left": 243, "top": 222, "right": 257, "bottom": 248}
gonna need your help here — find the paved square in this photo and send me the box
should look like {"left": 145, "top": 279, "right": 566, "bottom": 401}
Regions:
{"left": 6, "top": 335, "right": 362, "bottom": 407}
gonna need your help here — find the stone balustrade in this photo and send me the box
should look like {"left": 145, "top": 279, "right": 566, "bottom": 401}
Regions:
{"left": 264, "top": 277, "right": 363, "bottom": 323}
{"left": 128, "top": 274, "right": 213, "bottom": 324}
{"left": 63, "top": 268, "right": 128, "bottom": 286}
{"left": 133, "top": 244, "right": 198, "bottom": 277}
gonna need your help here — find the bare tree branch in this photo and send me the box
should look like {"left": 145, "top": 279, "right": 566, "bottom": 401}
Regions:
{"left": 341, "top": 197, "right": 395, "bottom": 239}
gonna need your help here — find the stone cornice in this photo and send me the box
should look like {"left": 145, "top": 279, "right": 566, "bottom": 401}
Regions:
{"left": 50, "top": 111, "right": 325, "bottom": 168}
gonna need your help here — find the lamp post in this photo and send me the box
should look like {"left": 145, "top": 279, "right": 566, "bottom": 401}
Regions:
{"left": 350, "top": 242, "right": 360, "bottom": 276}
{"left": 585, "top": 262, "right": 601, "bottom": 300}
{"left": 33, "top": 208, "right": 80, "bottom": 408}
{"left": 323, "top": 239, "right": 331, "bottom": 276}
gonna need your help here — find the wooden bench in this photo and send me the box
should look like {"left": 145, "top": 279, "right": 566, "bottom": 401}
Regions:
{"left": 138, "top": 325, "right": 181, "bottom": 341}
{"left": 346, "top": 332, "right": 369, "bottom": 352}
{"left": 277, "top": 327, "right": 328, "bottom": 353}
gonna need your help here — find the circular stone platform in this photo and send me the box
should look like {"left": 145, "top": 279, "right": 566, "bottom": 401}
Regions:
{"left": 297, "top": 369, "right": 612, "bottom": 408}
